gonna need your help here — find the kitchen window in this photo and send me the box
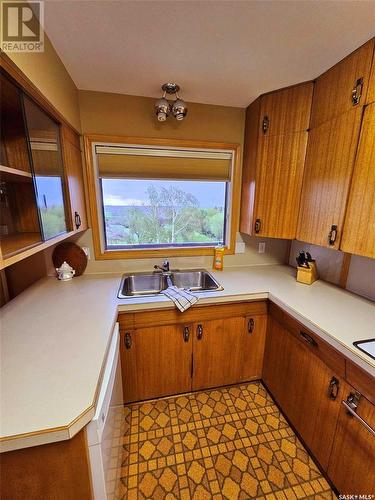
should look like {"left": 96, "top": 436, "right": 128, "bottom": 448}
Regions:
{"left": 86, "top": 137, "right": 241, "bottom": 259}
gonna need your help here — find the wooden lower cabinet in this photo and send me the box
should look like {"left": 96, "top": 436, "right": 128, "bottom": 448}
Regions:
{"left": 263, "top": 312, "right": 343, "bottom": 470}
{"left": 327, "top": 381, "right": 375, "bottom": 495}
{"left": 119, "top": 302, "right": 267, "bottom": 403}
{"left": 120, "top": 323, "right": 192, "bottom": 403}
{"left": 0, "top": 429, "right": 92, "bottom": 500}
{"left": 192, "top": 316, "right": 245, "bottom": 391}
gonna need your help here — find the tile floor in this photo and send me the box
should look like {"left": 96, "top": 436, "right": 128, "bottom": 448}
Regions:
{"left": 117, "top": 381, "right": 334, "bottom": 499}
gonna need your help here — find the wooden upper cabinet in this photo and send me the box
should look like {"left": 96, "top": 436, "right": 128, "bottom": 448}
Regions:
{"left": 240, "top": 82, "right": 313, "bottom": 239}
{"left": 340, "top": 103, "right": 375, "bottom": 258}
{"left": 61, "top": 125, "right": 88, "bottom": 232}
{"left": 259, "top": 82, "right": 313, "bottom": 135}
{"left": 367, "top": 46, "right": 375, "bottom": 104}
{"left": 240, "top": 99, "right": 260, "bottom": 235}
{"left": 296, "top": 107, "right": 363, "bottom": 249}
{"left": 310, "top": 38, "right": 374, "bottom": 128}
{"left": 253, "top": 130, "right": 308, "bottom": 239}
{"left": 328, "top": 380, "right": 375, "bottom": 495}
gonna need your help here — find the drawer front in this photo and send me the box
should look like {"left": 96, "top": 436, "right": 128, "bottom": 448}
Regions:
{"left": 269, "top": 302, "right": 345, "bottom": 377}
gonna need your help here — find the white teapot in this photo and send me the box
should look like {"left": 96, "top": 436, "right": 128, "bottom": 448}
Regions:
{"left": 56, "top": 261, "right": 76, "bottom": 281}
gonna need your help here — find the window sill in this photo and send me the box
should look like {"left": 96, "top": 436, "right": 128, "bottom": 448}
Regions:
{"left": 95, "top": 245, "right": 234, "bottom": 260}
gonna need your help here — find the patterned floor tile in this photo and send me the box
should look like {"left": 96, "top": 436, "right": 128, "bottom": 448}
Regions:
{"left": 117, "top": 381, "right": 334, "bottom": 499}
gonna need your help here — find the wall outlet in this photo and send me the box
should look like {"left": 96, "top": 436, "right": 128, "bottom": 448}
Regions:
{"left": 82, "top": 247, "right": 91, "bottom": 260}
{"left": 235, "top": 242, "right": 245, "bottom": 254}
{"left": 258, "top": 242, "right": 266, "bottom": 254}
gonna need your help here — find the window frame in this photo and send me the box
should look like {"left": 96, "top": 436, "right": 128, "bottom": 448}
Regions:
{"left": 84, "top": 135, "right": 242, "bottom": 260}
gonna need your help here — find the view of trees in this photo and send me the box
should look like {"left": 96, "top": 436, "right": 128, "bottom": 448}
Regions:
{"left": 40, "top": 205, "right": 66, "bottom": 239}
{"left": 104, "top": 185, "right": 225, "bottom": 247}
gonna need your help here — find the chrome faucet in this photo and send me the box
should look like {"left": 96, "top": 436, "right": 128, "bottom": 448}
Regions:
{"left": 154, "top": 260, "right": 170, "bottom": 272}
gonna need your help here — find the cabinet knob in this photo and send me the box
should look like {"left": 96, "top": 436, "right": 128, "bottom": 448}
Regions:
{"left": 351, "top": 77, "right": 364, "bottom": 105}
{"left": 183, "top": 326, "right": 190, "bottom": 342}
{"left": 124, "top": 332, "right": 132, "bottom": 349}
{"left": 262, "top": 115, "right": 269, "bottom": 134}
{"left": 254, "top": 219, "right": 261, "bottom": 234}
{"left": 327, "top": 376, "right": 339, "bottom": 400}
{"left": 74, "top": 211, "right": 82, "bottom": 229}
{"left": 196, "top": 324, "right": 203, "bottom": 340}
{"left": 328, "top": 224, "right": 338, "bottom": 246}
{"left": 248, "top": 318, "right": 255, "bottom": 334}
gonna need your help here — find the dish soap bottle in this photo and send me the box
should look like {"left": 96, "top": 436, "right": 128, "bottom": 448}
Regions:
{"left": 213, "top": 245, "right": 225, "bottom": 271}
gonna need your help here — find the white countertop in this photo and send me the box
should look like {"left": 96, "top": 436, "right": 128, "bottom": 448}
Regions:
{"left": 1, "top": 264, "right": 374, "bottom": 452}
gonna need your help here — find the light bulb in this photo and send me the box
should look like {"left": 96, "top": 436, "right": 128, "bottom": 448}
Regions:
{"left": 172, "top": 98, "right": 187, "bottom": 120}
{"left": 155, "top": 97, "right": 170, "bottom": 121}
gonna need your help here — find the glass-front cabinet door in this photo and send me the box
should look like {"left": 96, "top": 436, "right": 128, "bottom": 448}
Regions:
{"left": 0, "top": 73, "right": 42, "bottom": 258}
{"left": 23, "top": 97, "right": 68, "bottom": 240}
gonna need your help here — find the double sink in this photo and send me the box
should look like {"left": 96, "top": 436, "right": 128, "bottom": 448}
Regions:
{"left": 118, "top": 269, "right": 223, "bottom": 298}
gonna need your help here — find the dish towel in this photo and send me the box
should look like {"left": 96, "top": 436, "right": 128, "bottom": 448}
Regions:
{"left": 162, "top": 286, "right": 199, "bottom": 312}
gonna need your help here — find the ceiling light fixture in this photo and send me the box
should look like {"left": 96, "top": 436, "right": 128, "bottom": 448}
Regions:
{"left": 155, "top": 83, "right": 187, "bottom": 122}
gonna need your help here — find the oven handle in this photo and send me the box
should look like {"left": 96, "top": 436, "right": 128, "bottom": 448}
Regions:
{"left": 342, "top": 400, "right": 375, "bottom": 437}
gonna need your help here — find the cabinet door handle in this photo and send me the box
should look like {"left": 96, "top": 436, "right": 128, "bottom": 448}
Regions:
{"left": 299, "top": 331, "right": 317, "bottom": 347}
{"left": 328, "top": 224, "right": 338, "bottom": 246}
{"left": 262, "top": 115, "right": 269, "bottom": 134}
{"left": 196, "top": 324, "right": 203, "bottom": 340}
{"left": 74, "top": 211, "right": 82, "bottom": 229}
{"left": 183, "top": 326, "right": 190, "bottom": 342}
{"left": 248, "top": 318, "right": 254, "bottom": 334}
{"left": 254, "top": 219, "right": 261, "bottom": 234}
{"left": 351, "top": 77, "right": 364, "bottom": 105}
{"left": 342, "top": 400, "right": 375, "bottom": 437}
{"left": 124, "top": 332, "right": 132, "bottom": 349}
{"left": 327, "top": 376, "right": 339, "bottom": 400}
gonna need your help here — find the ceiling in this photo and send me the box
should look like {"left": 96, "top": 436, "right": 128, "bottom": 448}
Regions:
{"left": 44, "top": 0, "right": 375, "bottom": 108}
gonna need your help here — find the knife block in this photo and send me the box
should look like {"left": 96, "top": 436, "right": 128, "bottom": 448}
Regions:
{"left": 296, "top": 261, "right": 318, "bottom": 285}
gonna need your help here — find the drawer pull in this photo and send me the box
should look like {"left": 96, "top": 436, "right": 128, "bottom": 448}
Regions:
{"left": 183, "top": 326, "right": 190, "bottom": 342}
{"left": 299, "top": 331, "right": 317, "bottom": 347}
{"left": 328, "top": 224, "right": 338, "bottom": 246}
{"left": 124, "top": 332, "right": 132, "bottom": 349}
{"left": 254, "top": 219, "right": 261, "bottom": 234}
{"left": 74, "top": 211, "right": 82, "bottom": 229}
{"left": 196, "top": 324, "right": 203, "bottom": 340}
{"left": 342, "top": 400, "right": 375, "bottom": 437}
{"left": 351, "top": 77, "right": 364, "bottom": 105}
{"left": 327, "top": 376, "right": 339, "bottom": 400}
{"left": 248, "top": 318, "right": 254, "bottom": 334}
{"left": 262, "top": 115, "right": 269, "bottom": 134}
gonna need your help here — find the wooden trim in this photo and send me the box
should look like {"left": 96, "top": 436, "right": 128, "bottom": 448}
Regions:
{"left": 119, "top": 300, "right": 267, "bottom": 330}
{"left": 84, "top": 134, "right": 242, "bottom": 260}
{"left": 339, "top": 253, "right": 352, "bottom": 288}
{"left": 284, "top": 240, "right": 292, "bottom": 265}
{"left": 0, "top": 51, "right": 80, "bottom": 135}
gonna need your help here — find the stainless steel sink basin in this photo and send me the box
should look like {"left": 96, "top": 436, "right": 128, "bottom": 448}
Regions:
{"left": 118, "top": 269, "right": 223, "bottom": 298}
{"left": 118, "top": 272, "right": 168, "bottom": 298}
{"left": 170, "top": 270, "right": 222, "bottom": 292}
